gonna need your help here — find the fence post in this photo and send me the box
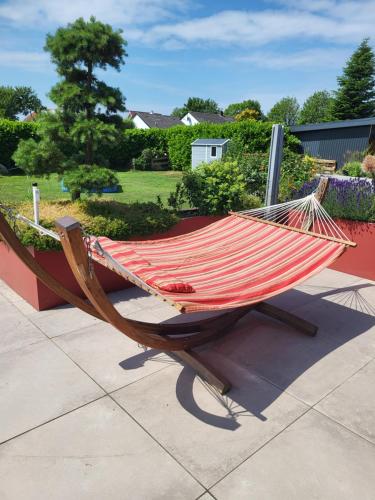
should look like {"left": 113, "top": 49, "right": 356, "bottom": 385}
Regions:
{"left": 32, "top": 182, "right": 40, "bottom": 225}
{"left": 265, "top": 124, "right": 284, "bottom": 206}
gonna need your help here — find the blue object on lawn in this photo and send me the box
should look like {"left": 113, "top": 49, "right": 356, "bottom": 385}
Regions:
{"left": 60, "top": 181, "right": 120, "bottom": 193}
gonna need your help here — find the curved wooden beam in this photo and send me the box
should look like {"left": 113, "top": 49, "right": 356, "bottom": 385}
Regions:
{"left": 0, "top": 213, "right": 103, "bottom": 319}
{"left": 55, "top": 216, "right": 250, "bottom": 351}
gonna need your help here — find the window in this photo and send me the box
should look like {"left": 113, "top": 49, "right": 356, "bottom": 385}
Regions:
{"left": 211, "top": 146, "right": 217, "bottom": 157}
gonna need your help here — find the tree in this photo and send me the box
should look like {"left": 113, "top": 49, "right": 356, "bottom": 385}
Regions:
{"left": 299, "top": 91, "right": 334, "bottom": 124}
{"left": 171, "top": 97, "right": 220, "bottom": 118}
{"left": 0, "top": 86, "right": 43, "bottom": 119}
{"left": 332, "top": 39, "right": 375, "bottom": 120}
{"left": 267, "top": 97, "right": 300, "bottom": 125}
{"left": 224, "top": 99, "right": 263, "bottom": 118}
{"left": 234, "top": 108, "right": 260, "bottom": 121}
{"left": 13, "top": 17, "right": 126, "bottom": 200}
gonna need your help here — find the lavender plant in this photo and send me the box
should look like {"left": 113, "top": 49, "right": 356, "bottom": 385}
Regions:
{"left": 292, "top": 177, "right": 374, "bottom": 222}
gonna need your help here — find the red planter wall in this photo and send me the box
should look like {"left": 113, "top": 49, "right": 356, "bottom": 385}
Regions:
{"left": 329, "top": 219, "right": 375, "bottom": 281}
{"left": 0, "top": 215, "right": 373, "bottom": 311}
{"left": 0, "top": 216, "right": 223, "bottom": 311}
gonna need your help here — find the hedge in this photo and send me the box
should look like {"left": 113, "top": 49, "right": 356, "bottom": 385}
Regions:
{"left": 112, "top": 121, "right": 300, "bottom": 171}
{"left": 0, "top": 118, "right": 301, "bottom": 172}
{"left": 0, "top": 119, "right": 37, "bottom": 169}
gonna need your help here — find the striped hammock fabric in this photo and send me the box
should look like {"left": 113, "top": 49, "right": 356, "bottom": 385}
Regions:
{"left": 92, "top": 214, "right": 347, "bottom": 313}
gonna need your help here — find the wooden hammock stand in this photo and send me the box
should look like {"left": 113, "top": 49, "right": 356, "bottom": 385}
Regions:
{"left": 0, "top": 179, "right": 332, "bottom": 394}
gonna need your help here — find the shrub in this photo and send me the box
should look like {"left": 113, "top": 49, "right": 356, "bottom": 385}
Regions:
{"left": 6, "top": 199, "right": 179, "bottom": 250}
{"left": 230, "top": 148, "right": 316, "bottom": 201}
{"left": 132, "top": 148, "right": 166, "bottom": 170}
{"left": 0, "top": 119, "right": 37, "bottom": 169}
{"left": 12, "top": 138, "right": 65, "bottom": 176}
{"left": 339, "top": 161, "right": 364, "bottom": 177}
{"left": 279, "top": 152, "right": 317, "bottom": 201}
{"left": 182, "top": 160, "right": 261, "bottom": 215}
{"left": 63, "top": 165, "right": 120, "bottom": 201}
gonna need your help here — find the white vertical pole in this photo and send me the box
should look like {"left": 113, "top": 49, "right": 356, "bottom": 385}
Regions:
{"left": 265, "top": 124, "right": 284, "bottom": 206}
{"left": 32, "top": 183, "right": 40, "bottom": 225}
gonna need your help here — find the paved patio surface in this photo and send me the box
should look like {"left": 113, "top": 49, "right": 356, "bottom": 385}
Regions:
{"left": 0, "top": 268, "right": 374, "bottom": 499}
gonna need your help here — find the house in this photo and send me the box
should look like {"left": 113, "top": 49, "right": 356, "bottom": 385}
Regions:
{"left": 128, "top": 111, "right": 182, "bottom": 129}
{"left": 290, "top": 117, "right": 375, "bottom": 169}
{"left": 182, "top": 111, "right": 234, "bottom": 126}
{"left": 191, "top": 138, "right": 230, "bottom": 168}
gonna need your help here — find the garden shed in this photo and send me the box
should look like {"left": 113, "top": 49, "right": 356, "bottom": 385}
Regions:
{"left": 290, "top": 117, "right": 375, "bottom": 169}
{"left": 191, "top": 138, "right": 230, "bottom": 168}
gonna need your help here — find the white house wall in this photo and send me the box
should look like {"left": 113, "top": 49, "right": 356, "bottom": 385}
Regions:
{"left": 182, "top": 113, "right": 199, "bottom": 126}
{"left": 132, "top": 115, "right": 150, "bottom": 129}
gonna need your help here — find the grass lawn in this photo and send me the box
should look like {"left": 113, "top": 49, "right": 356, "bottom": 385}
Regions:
{"left": 0, "top": 170, "right": 183, "bottom": 205}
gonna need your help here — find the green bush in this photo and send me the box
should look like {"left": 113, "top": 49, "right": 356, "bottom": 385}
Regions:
{"left": 5, "top": 199, "right": 178, "bottom": 250}
{"left": 63, "top": 165, "right": 120, "bottom": 200}
{"left": 0, "top": 119, "right": 37, "bottom": 169}
{"left": 339, "top": 161, "right": 364, "bottom": 177}
{"left": 12, "top": 137, "right": 65, "bottom": 176}
{"left": 132, "top": 148, "right": 164, "bottom": 170}
{"left": 183, "top": 160, "right": 262, "bottom": 215}
{"left": 230, "top": 148, "right": 316, "bottom": 201}
{"left": 279, "top": 152, "right": 317, "bottom": 201}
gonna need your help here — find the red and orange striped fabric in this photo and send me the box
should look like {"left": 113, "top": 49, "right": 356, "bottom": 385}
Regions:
{"left": 92, "top": 215, "right": 346, "bottom": 313}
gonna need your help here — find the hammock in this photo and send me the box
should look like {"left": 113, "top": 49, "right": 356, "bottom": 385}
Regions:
{"left": 0, "top": 177, "right": 356, "bottom": 394}
{"left": 89, "top": 187, "right": 355, "bottom": 313}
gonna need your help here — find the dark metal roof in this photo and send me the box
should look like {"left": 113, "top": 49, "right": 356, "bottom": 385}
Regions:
{"left": 130, "top": 111, "right": 183, "bottom": 129}
{"left": 290, "top": 117, "right": 375, "bottom": 133}
{"left": 191, "top": 138, "right": 230, "bottom": 146}
{"left": 189, "top": 111, "right": 234, "bottom": 124}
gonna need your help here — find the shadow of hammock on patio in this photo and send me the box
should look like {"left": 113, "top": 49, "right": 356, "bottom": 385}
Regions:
{"left": 119, "top": 282, "right": 375, "bottom": 430}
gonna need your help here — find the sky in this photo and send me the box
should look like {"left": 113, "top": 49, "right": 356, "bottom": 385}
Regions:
{"left": 0, "top": 0, "right": 374, "bottom": 115}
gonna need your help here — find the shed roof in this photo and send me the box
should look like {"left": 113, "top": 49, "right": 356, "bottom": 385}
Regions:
{"left": 191, "top": 138, "right": 230, "bottom": 146}
{"left": 290, "top": 117, "right": 375, "bottom": 133}
{"left": 129, "top": 111, "right": 183, "bottom": 129}
{"left": 188, "top": 111, "right": 234, "bottom": 124}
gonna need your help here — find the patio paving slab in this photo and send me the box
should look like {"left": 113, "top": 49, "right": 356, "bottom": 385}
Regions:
{"left": 211, "top": 409, "right": 375, "bottom": 500}
{"left": 0, "top": 341, "right": 104, "bottom": 443}
{"left": 0, "top": 300, "right": 45, "bottom": 355}
{"left": 113, "top": 359, "right": 308, "bottom": 487}
{"left": 0, "top": 397, "right": 203, "bottom": 500}
{"left": 316, "top": 358, "right": 375, "bottom": 444}
{"left": 27, "top": 305, "right": 102, "bottom": 338}
{"left": 54, "top": 322, "right": 174, "bottom": 392}
{"left": 214, "top": 306, "right": 373, "bottom": 406}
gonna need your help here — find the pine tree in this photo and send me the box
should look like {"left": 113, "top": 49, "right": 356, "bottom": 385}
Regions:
{"left": 332, "top": 39, "right": 375, "bottom": 120}
{"left": 13, "top": 17, "right": 127, "bottom": 200}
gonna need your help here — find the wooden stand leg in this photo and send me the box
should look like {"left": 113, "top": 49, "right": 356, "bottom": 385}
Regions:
{"left": 174, "top": 350, "right": 231, "bottom": 395}
{"left": 255, "top": 302, "right": 318, "bottom": 337}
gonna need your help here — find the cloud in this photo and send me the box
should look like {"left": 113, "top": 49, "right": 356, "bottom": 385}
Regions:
{"left": 0, "top": 50, "right": 50, "bottom": 71}
{"left": 236, "top": 47, "right": 351, "bottom": 70}
{"left": 0, "top": 0, "right": 190, "bottom": 27}
{"left": 131, "top": 1, "right": 375, "bottom": 47}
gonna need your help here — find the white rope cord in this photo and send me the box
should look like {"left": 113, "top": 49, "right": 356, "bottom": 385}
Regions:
{"left": 238, "top": 192, "right": 351, "bottom": 242}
